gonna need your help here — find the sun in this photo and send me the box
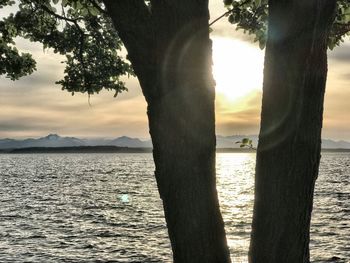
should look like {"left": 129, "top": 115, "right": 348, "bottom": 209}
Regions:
{"left": 212, "top": 37, "right": 264, "bottom": 102}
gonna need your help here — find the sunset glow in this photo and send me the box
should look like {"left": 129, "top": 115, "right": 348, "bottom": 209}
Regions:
{"left": 212, "top": 37, "right": 264, "bottom": 102}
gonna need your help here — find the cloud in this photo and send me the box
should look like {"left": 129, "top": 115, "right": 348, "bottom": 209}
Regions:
{"left": 0, "top": 36, "right": 146, "bottom": 139}
{"left": 0, "top": 118, "right": 62, "bottom": 132}
{"left": 0, "top": 97, "right": 149, "bottom": 139}
{"left": 1, "top": 2, "right": 350, "bottom": 141}
{"left": 328, "top": 43, "right": 350, "bottom": 62}
{"left": 341, "top": 73, "right": 350, "bottom": 80}
{"left": 0, "top": 73, "right": 148, "bottom": 139}
{"left": 218, "top": 120, "right": 260, "bottom": 136}
{"left": 216, "top": 91, "right": 262, "bottom": 136}
{"left": 211, "top": 22, "right": 256, "bottom": 43}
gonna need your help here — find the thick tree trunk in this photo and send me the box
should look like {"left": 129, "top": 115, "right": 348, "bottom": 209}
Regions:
{"left": 249, "top": 1, "right": 336, "bottom": 262}
{"left": 147, "top": 3, "right": 230, "bottom": 262}
{"left": 148, "top": 48, "right": 230, "bottom": 261}
{"left": 104, "top": 1, "right": 231, "bottom": 262}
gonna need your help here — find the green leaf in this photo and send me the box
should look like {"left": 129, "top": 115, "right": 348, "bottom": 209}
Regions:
{"left": 224, "top": 0, "right": 233, "bottom": 6}
{"left": 242, "top": 138, "right": 249, "bottom": 144}
{"left": 228, "top": 14, "right": 235, "bottom": 24}
{"left": 259, "top": 40, "right": 266, "bottom": 50}
{"left": 223, "top": 0, "right": 349, "bottom": 50}
{"left": 89, "top": 7, "right": 100, "bottom": 16}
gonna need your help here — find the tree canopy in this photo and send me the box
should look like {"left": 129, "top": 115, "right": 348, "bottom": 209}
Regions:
{"left": 223, "top": 0, "right": 350, "bottom": 49}
{"left": 0, "top": 0, "right": 131, "bottom": 96}
{"left": 0, "top": 0, "right": 349, "bottom": 94}
{"left": 1, "top": 1, "right": 349, "bottom": 262}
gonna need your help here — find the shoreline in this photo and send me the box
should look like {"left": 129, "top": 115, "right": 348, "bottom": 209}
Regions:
{"left": 1, "top": 146, "right": 350, "bottom": 154}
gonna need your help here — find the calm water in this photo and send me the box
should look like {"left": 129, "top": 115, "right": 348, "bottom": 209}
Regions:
{"left": 0, "top": 153, "right": 349, "bottom": 263}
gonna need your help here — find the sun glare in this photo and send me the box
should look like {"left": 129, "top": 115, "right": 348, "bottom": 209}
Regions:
{"left": 212, "top": 37, "right": 264, "bottom": 102}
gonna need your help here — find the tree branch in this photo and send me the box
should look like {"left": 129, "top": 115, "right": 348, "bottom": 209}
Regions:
{"left": 87, "top": 0, "right": 108, "bottom": 15}
{"left": 209, "top": 0, "right": 251, "bottom": 27}
{"left": 209, "top": 9, "right": 232, "bottom": 27}
{"left": 39, "top": 3, "right": 87, "bottom": 81}
{"left": 39, "top": 3, "right": 84, "bottom": 23}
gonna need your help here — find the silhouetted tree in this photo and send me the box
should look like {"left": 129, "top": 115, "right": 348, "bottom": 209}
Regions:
{"left": 224, "top": 0, "right": 349, "bottom": 261}
{"left": 0, "top": 1, "right": 230, "bottom": 262}
{"left": 2, "top": 0, "right": 349, "bottom": 262}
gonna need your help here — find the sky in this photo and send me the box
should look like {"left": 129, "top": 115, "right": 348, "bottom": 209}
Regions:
{"left": 0, "top": 1, "right": 349, "bottom": 140}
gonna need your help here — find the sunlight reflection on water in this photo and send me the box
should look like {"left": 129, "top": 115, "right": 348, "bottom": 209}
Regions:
{"left": 217, "top": 153, "right": 255, "bottom": 263}
{"left": 0, "top": 153, "right": 349, "bottom": 262}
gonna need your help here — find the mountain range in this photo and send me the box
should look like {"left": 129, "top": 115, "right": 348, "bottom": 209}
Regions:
{"left": 1, "top": 134, "right": 350, "bottom": 149}
{"left": 0, "top": 134, "right": 151, "bottom": 149}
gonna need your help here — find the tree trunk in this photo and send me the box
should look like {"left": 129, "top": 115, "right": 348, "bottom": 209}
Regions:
{"left": 147, "top": 3, "right": 231, "bottom": 262}
{"left": 249, "top": 1, "right": 337, "bottom": 262}
{"left": 104, "top": 1, "right": 231, "bottom": 262}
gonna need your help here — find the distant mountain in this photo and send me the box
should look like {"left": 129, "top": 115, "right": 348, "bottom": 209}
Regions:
{"left": 0, "top": 134, "right": 349, "bottom": 149}
{"left": 0, "top": 139, "right": 16, "bottom": 149}
{"left": 0, "top": 134, "right": 151, "bottom": 149}
{"left": 0, "top": 134, "right": 85, "bottom": 149}
{"left": 109, "top": 136, "right": 152, "bottom": 148}
{"left": 321, "top": 139, "right": 350, "bottom": 149}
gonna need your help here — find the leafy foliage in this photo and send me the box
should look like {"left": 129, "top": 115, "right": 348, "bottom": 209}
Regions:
{"left": 2, "top": 0, "right": 349, "bottom": 95}
{"left": 0, "top": 0, "right": 133, "bottom": 96}
{"left": 223, "top": 0, "right": 350, "bottom": 50}
{"left": 235, "top": 137, "right": 254, "bottom": 149}
{"left": 224, "top": 0, "right": 268, "bottom": 49}
{"left": 329, "top": 0, "right": 350, "bottom": 50}
{"left": 0, "top": 37, "right": 36, "bottom": 80}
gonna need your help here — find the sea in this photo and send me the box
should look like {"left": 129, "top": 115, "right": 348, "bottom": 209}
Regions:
{"left": 0, "top": 153, "right": 349, "bottom": 263}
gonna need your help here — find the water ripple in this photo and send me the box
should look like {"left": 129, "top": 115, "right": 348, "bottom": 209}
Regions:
{"left": 0, "top": 153, "right": 349, "bottom": 262}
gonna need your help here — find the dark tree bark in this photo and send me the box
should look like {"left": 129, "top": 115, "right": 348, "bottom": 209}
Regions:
{"left": 249, "top": 0, "right": 337, "bottom": 262}
{"left": 103, "top": 1, "right": 231, "bottom": 262}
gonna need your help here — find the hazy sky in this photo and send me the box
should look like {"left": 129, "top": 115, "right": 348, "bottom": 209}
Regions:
{"left": 0, "top": 1, "right": 349, "bottom": 140}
